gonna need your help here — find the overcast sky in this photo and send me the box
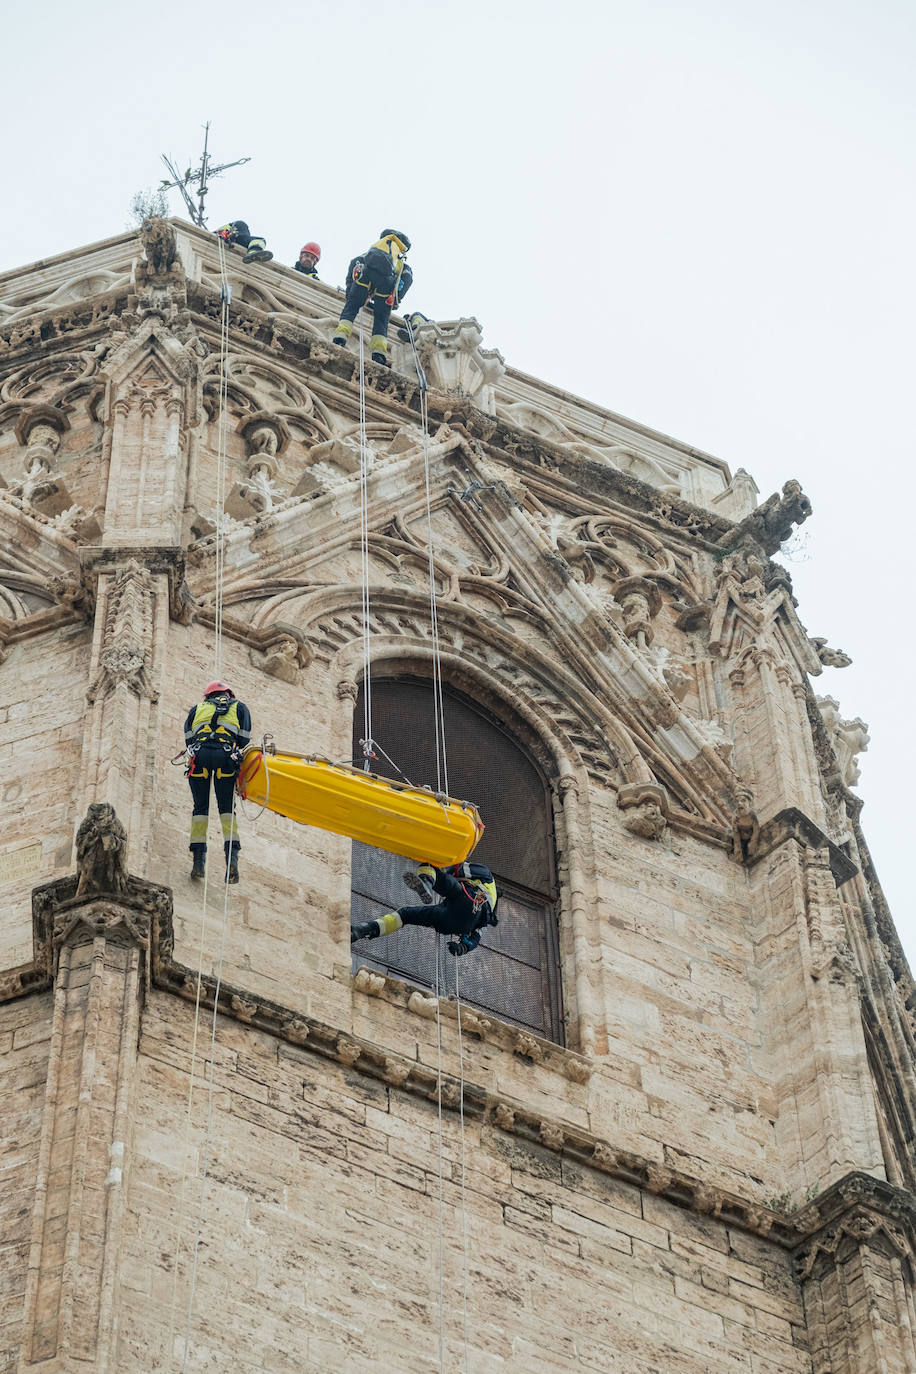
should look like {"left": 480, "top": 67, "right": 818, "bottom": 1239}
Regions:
{"left": 4, "top": 0, "right": 914, "bottom": 958}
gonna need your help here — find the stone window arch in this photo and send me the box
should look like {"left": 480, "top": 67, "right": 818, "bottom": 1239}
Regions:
{"left": 350, "top": 676, "right": 564, "bottom": 1044}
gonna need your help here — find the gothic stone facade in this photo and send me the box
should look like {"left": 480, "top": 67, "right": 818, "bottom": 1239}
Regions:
{"left": 1, "top": 219, "right": 914, "bottom": 1372}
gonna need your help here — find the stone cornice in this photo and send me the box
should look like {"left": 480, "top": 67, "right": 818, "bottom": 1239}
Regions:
{"left": 792, "top": 1170, "right": 916, "bottom": 1278}
{"left": 751, "top": 807, "right": 859, "bottom": 886}
{"left": 152, "top": 949, "right": 798, "bottom": 1248}
{"left": 8, "top": 879, "right": 915, "bottom": 1255}
{"left": 31, "top": 871, "right": 173, "bottom": 989}
{"left": 79, "top": 544, "right": 194, "bottom": 622}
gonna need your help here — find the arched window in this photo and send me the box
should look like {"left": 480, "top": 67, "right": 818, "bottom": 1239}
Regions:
{"left": 351, "top": 678, "right": 564, "bottom": 1043}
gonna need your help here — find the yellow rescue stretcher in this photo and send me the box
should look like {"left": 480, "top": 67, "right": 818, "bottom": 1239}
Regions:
{"left": 236, "top": 746, "right": 484, "bottom": 867}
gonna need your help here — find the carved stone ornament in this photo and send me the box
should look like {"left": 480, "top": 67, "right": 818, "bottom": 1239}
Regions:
{"left": 411, "top": 317, "right": 505, "bottom": 412}
{"left": 250, "top": 623, "right": 312, "bottom": 683}
{"left": 717, "top": 478, "right": 812, "bottom": 558}
{"left": 617, "top": 781, "right": 670, "bottom": 840}
{"left": 611, "top": 576, "right": 662, "bottom": 649}
{"left": 10, "top": 405, "right": 75, "bottom": 517}
{"left": 730, "top": 787, "right": 759, "bottom": 862}
{"left": 87, "top": 560, "right": 158, "bottom": 703}
{"left": 139, "top": 217, "right": 179, "bottom": 277}
{"left": 817, "top": 696, "right": 870, "bottom": 787}
{"left": 31, "top": 804, "right": 174, "bottom": 982}
{"left": 226, "top": 416, "right": 288, "bottom": 516}
{"left": 794, "top": 1187, "right": 915, "bottom": 1282}
{"left": 75, "top": 802, "right": 128, "bottom": 896}
{"left": 810, "top": 636, "right": 852, "bottom": 669}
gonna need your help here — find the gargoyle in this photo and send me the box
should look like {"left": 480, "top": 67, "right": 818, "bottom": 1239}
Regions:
{"left": 75, "top": 802, "right": 128, "bottom": 896}
{"left": 731, "top": 789, "right": 759, "bottom": 862}
{"left": 140, "top": 217, "right": 178, "bottom": 276}
{"left": 718, "top": 479, "right": 812, "bottom": 558}
{"left": 810, "top": 637, "right": 852, "bottom": 669}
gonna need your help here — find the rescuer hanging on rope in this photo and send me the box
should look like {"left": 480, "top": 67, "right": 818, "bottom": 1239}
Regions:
{"left": 184, "top": 681, "right": 252, "bottom": 883}
{"left": 333, "top": 229, "right": 413, "bottom": 365}
{"left": 351, "top": 861, "right": 498, "bottom": 956}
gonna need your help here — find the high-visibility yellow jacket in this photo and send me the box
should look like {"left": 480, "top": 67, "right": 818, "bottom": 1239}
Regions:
{"left": 184, "top": 698, "right": 251, "bottom": 748}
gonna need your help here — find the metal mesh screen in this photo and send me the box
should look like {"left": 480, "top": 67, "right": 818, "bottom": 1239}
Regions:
{"left": 350, "top": 679, "right": 563, "bottom": 1043}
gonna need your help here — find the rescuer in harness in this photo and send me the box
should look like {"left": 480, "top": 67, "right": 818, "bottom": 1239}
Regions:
{"left": 183, "top": 681, "right": 252, "bottom": 883}
{"left": 332, "top": 229, "right": 413, "bottom": 366}
{"left": 293, "top": 242, "right": 321, "bottom": 278}
{"left": 351, "top": 862, "right": 498, "bottom": 956}
{"left": 214, "top": 221, "right": 273, "bottom": 265}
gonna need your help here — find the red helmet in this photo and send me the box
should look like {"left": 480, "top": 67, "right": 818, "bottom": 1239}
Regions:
{"left": 300, "top": 242, "right": 321, "bottom": 261}
{"left": 204, "top": 680, "right": 233, "bottom": 697}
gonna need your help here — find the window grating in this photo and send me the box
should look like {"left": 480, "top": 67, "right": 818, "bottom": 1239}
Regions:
{"left": 350, "top": 679, "right": 564, "bottom": 1043}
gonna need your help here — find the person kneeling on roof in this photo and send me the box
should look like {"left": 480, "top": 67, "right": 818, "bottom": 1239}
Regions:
{"left": 184, "top": 680, "right": 251, "bottom": 884}
{"left": 332, "top": 229, "right": 413, "bottom": 366}
{"left": 351, "top": 862, "right": 498, "bottom": 956}
{"left": 215, "top": 221, "right": 273, "bottom": 265}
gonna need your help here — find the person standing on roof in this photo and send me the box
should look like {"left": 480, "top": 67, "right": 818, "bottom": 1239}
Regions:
{"left": 332, "top": 229, "right": 413, "bottom": 366}
{"left": 294, "top": 242, "right": 321, "bottom": 278}
{"left": 183, "top": 681, "right": 252, "bottom": 883}
{"left": 215, "top": 221, "right": 273, "bottom": 265}
{"left": 351, "top": 861, "right": 498, "bottom": 956}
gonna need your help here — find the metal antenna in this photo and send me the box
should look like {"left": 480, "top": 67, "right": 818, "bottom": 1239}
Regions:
{"left": 160, "top": 122, "right": 250, "bottom": 228}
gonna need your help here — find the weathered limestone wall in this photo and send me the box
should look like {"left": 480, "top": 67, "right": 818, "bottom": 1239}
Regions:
{"left": 0, "top": 996, "right": 51, "bottom": 1374}
{"left": 121, "top": 991, "right": 810, "bottom": 1374}
{"left": 0, "top": 630, "right": 89, "bottom": 970}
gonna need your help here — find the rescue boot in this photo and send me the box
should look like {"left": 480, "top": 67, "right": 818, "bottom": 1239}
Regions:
{"left": 190, "top": 851, "right": 206, "bottom": 882}
{"left": 371, "top": 351, "right": 390, "bottom": 366}
{"left": 225, "top": 845, "right": 240, "bottom": 884}
{"left": 351, "top": 911, "right": 403, "bottom": 943}
{"left": 402, "top": 867, "right": 435, "bottom": 903}
{"left": 243, "top": 241, "right": 273, "bottom": 264}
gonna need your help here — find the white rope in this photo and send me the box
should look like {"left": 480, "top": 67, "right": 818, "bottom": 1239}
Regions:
{"left": 357, "top": 319, "right": 374, "bottom": 765}
{"left": 454, "top": 958, "right": 471, "bottom": 1374}
{"left": 170, "top": 235, "right": 237, "bottom": 1370}
{"left": 165, "top": 863, "right": 212, "bottom": 1364}
{"left": 181, "top": 815, "right": 235, "bottom": 1371}
{"left": 213, "top": 235, "right": 231, "bottom": 679}
{"left": 404, "top": 317, "right": 448, "bottom": 796}
{"left": 420, "top": 384, "right": 449, "bottom": 797}
{"left": 434, "top": 944, "right": 446, "bottom": 1372}
{"left": 402, "top": 315, "right": 469, "bottom": 1370}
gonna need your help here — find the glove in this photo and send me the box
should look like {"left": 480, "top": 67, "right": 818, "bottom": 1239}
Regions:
{"left": 447, "top": 932, "right": 480, "bottom": 957}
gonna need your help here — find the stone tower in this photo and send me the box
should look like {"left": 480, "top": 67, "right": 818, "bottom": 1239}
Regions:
{"left": 1, "top": 218, "right": 914, "bottom": 1373}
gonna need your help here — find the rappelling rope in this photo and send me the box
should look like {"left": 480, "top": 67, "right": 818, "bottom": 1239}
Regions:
{"left": 168, "top": 234, "right": 238, "bottom": 1371}
{"left": 357, "top": 319, "right": 374, "bottom": 768}
{"left": 454, "top": 956, "right": 471, "bottom": 1374}
{"left": 181, "top": 854, "right": 234, "bottom": 1372}
{"left": 405, "top": 318, "right": 449, "bottom": 795}
{"left": 213, "top": 234, "right": 232, "bottom": 679}
{"left": 434, "top": 947, "right": 446, "bottom": 1371}
{"left": 401, "top": 315, "right": 472, "bottom": 1370}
